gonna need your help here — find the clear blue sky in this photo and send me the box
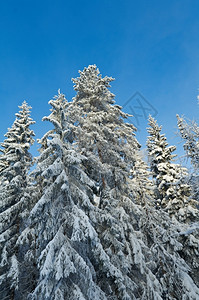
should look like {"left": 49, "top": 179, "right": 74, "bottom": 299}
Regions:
{"left": 0, "top": 0, "right": 199, "bottom": 160}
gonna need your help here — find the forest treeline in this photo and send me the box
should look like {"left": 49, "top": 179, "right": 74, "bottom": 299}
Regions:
{"left": 0, "top": 65, "right": 199, "bottom": 300}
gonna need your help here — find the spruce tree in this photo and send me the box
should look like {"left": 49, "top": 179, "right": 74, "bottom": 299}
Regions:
{"left": 177, "top": 114, "right": 199, "bottom": 202}
{"left": 147, "top": 115, "right": 198, "bottom": 222}
{"left": 0, "top": 101, "right": 35, "bottom": 299}
{"left": 176, "top": 114, "right": 199, "bottom": 170}
{"left": 175, "top": 112, "right": 199, "bottom": 285}
{"left": 71, "top": 65, "right": 141, "bottom": 203}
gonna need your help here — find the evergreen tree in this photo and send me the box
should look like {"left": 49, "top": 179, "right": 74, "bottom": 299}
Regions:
{"left": 71, "top": 65, "right": 141, "bottom": 203}
{"left": 0, "top": 101, "right": 35, "bottom": 299}
{"left": 176, "top": 114, "right": 199, "bottom": 170}
{"left": 147, "top": 115, "right": 198, "bottom": 222}
{"left": 177, "top": 114, "right": 199, "bottom": 202}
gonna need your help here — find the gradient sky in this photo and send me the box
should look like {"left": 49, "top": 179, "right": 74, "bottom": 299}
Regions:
{"left": 0, "top": 0, "right": 199, "bottom": 162}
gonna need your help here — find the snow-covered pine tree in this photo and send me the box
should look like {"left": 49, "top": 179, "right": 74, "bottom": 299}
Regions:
{"left": 147, "top": 115, "right": 198, "bottom": 222}
{"left": 177, "top": 114, "right": 199, "bottom": 202}
{"left": 0, "top": 101, "right": 35, "bottom": 300}
{"left": 71, "top": 65, "right": 141, "bottom": 204}
{"left": 175, "top": 111, "right": 199, "bottom": 285}
{"left": 176, "top": 114, "right": 199, "bottom": 170}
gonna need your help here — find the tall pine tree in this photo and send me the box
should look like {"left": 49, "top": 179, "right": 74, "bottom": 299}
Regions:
{"left": 0, "top": 101, "right": 35, "bottom": 299}
{"left": 177, "top": 114, "right": 199, "bottom": 202}
{"left": 147, "top": 115, "right": 198, "bottom": 222}
{"left": 176, "top": 114, "right": 199, "bottom": 170}
{"left": 71, "top": 65, "right": 141, "bottom": 203}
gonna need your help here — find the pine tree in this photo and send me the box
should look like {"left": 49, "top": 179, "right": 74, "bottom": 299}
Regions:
{"left": 175, "top": 110, "right": 199, "bottom": 285}
{"left": 147, "top": 115, "right": 198, "bottom": 222}
{"left": 0, "top": 101, "right": 35, "bottom": 299}
{"left": 71, "top": 65, "right": 141, "bottom": 203}
{"left": 176, "top": 114, "right": 199, "bottom": 170}
{"left": 177, "top": 114, "right": 199, "bottom": 202}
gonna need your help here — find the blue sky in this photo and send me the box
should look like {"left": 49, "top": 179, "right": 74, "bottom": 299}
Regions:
{"left": 0, "top": 0, "right": 199, "bottom": 161}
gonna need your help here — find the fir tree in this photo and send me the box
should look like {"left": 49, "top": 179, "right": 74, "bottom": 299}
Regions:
{"left": 177, "top": 114, "right": 199, "bottom": 202}
{"left": 0, "top": 101, "right": 35, "bottom": 299}
{"left": 71, "top": 65, "right": 141, "bottom": 203}
{"left": 147, "top": 115, "right": 198, "bottom": 222}
{"left": 176, "top": 114, "right": 199, "bottom": 170}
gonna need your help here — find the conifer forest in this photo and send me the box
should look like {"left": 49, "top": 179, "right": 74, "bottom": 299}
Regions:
{"left": 0, "top": 65, "right": 199, "bottom": 300}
